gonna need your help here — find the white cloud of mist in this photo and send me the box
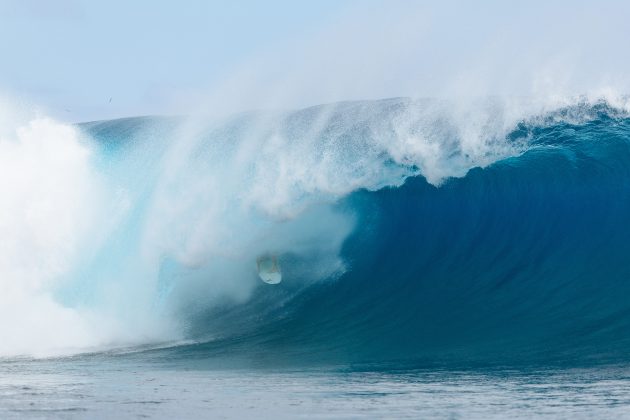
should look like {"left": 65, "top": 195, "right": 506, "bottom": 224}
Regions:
{"left": 171, "top": 0, "right": 630, "bottom": 119}
{"left": 2, "top": 1, "right": 629, "bottom": 121}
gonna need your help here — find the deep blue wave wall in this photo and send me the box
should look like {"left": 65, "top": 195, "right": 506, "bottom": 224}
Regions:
{"left": 174, "top": 113, "right": 630, "bottom": 367}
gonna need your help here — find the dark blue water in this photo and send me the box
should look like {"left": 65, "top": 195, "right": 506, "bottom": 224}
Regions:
{"left": 116, "top": 101, "right": 630, "bottom": 368}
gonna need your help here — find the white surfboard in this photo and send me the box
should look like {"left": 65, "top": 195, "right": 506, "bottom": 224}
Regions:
{"left": 256, "top": 255, "right": 282, "bottom": 284}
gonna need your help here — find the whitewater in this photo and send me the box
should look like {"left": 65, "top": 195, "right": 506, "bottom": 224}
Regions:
{"left": 3, "top": 93, "right": 630, "bottom": 417}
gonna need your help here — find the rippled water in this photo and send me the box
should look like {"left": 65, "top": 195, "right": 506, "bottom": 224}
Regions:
{"left": 2, "top": 356, "right": 630, "bottom": 419}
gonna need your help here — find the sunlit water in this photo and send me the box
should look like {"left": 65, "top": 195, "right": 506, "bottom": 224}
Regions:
{"left": 2, "top": 356, "right": 630, "bottom": 419}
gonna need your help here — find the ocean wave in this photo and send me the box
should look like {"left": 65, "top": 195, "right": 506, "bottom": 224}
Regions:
{"left": 1, "top": 95, "right": 630, "bottom": 363}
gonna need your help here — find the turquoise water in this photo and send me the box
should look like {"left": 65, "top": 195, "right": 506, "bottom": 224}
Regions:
{"left": 78, "top": 99, "right": 630, "bottom": 367}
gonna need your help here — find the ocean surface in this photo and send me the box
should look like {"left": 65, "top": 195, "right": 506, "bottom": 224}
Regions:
{"left": 2, "top": 96, "right": 630, "bottom": 417}
{"left": 3, "top": 357, "right": 630, "bottom": 419}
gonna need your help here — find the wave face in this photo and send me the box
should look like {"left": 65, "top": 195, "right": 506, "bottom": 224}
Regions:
{"left": 3, "top": 97, "right": 630, "bottom": 364}
{"left": 174, "top": 101, "right": 630, "bottom": 366}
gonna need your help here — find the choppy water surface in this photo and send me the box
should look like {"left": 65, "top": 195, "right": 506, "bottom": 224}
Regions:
{"left": 2, "top": 357, "right": 630, "bottom": 419}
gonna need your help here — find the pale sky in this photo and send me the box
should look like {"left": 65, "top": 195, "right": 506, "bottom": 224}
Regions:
{"left": 1, "top": 0, "right": 629, "bottom": 122}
